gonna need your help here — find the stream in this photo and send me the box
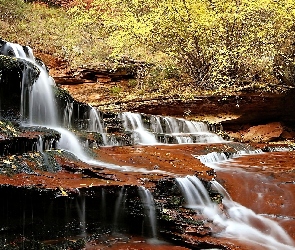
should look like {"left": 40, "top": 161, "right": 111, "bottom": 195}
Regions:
{"left": 0, "top": 41, "right": 294, "bottom": 249}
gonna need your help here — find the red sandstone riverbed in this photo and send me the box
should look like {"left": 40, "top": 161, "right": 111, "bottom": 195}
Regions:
{"left": 1, "top": 142, "right": 294, "bottom": 249}
{"left": 215, "top": 150, "right": 295, "bottom": 240}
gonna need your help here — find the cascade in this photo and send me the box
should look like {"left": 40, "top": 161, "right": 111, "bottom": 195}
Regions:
{"left": 113, "top": 186, "right": 126, "bottom": 232}
{"left": 63, "top": 101, "right": 73, "bottom": 128}
{"left": 121, "top": 112, "right": 157, "bottom": 145}
{"left": 2, "top": 42, "right": 58, "bottom": 126}
{"left": 36, "top": 135, "right": 43, "bottom": 152}
{"left": 55, "top": 127, "right": 88, "bottom": 160}
{"left": 3, "top": 41, "right": 171, "bottom": 175}
{"left": 121, "top": 112, "right": 224, "bottom": 145}
{"left": 176, "top": 176, "right": 295, "bottom": 250}
{"left": 194, "top": 144, "right": 264, "bottom": 167}
{"left": 53, "top": 127, "right": 171, "bottom": 174}
{"left": 76, "top": 195, "right": 86, "bottom": 237}
{"left": 150, "top": 115, "right": 163, "bottom": 134}
{"left": 163, "top": 117, "right": 179, "bottom": 133}
{"left": 89, "top": 107, "right": 104, "bottom": 133}
{"left": 3, "top": 40, "right": 295, "bottom": 248}
{"left": 138, "top": 186, "right": 158, "bottom": 239}
{"left": 196, "top": 152, "right": 229, "bottom": 166}
{"left": 88, "top": 107, "right": 119, "bottom": 146}
{"left": 176, "top": 175, "right": 212, "bottom": 209}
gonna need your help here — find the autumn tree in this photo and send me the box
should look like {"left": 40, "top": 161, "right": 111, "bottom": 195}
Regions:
{"left": 70, "top": 0, "right": 295, "bottom": 89}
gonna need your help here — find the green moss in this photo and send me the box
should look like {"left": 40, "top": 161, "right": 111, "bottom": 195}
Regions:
{"left": 0, "top": 55, "right": 40, "bottom": 86}
{"left": 53, "top": 85, "right": 73, "bottom": 102}
{"left": 110, "top": 85, "right": 123, "bottom": 95}
{"left": 0, "top": 55, "right": 19, "bottom": 70}
{"left": 0, "top": 120, "right": 20, "bottom": 137}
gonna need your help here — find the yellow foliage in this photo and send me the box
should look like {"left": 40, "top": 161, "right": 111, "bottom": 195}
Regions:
{"left": 80, "top": 0, "right": 295, "bottom": 88}
{"left": 1, "top": 0, "right": 295, "bottom": 90}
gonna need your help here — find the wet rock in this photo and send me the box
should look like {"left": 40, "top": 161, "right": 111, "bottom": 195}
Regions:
{"left": 215, "top": 150, "right": 295, "bottom": 240}
{"left": 2, "top": 38, "right": 295, "bottom": 249}
{"left": 0, "top": 122, "right": 60, "bottom": 156}
{"left": 242, "top": 122, "right": 284, "bottom": 142}
{"left": 0, "top": 55, "right": 40, "bottom": 120}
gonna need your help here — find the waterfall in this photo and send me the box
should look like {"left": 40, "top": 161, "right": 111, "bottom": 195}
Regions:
{"left": 89, "top": 107, "right": 104, "bottom": 133}
{"left": 163, "top": 117, "right": 179, "bottom": 134}
{"left": 3, "top": 42, "right": 58, "bottom": 126}
{"left": 121, "top": 113, "right": 224, "bottom": 145}
{"left": 193, "top": 144, "right": 264, "bottom": 169}
{"left": 55, "top": 127, "right": 88, "bottom": 160}
{"left": 2, "top": 43, "right": 105, "bottom": 166}
{"left": 37, "top": 135, "right": 43, "bottom": 152}
{"left": 176, "top": 176, "right": 295, "bottom": 250}
{"left": 76, "top": 195, "right": 86, "bottom": 237}
{"left": 113, "top": 186, "right": 126, "bottom": 232}
{"left": 52, "top": 126, "right": 171, "bottom": 174}
{"left": 29, "top": 71, "right": 57, "bottom": 125}
{"left": 121, "top": 112, "right": 157, "bottom": 145}
{"left": 63, "top": 101, "right": 73, "bottom": 128}
{"left": 2, "top": 41, "right": 295, "bottom": 248}
{"left": 196, "top": 152, "right": 229, "bottom": 164}
{"left": 88, "top": 107, "right": 115, "bottom": 146}
{"left": 176, "top": 175, "right": 212, "bottom": 209}
{"left": 150, "top": 115, "right": 163, "bottom": 134}
{"left": 138, "top": 186, "right": 158, "bottom": 239}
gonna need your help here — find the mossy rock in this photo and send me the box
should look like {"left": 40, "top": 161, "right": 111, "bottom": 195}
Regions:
{"left": 0, "top": 55, "right": 40, "bottom": 120}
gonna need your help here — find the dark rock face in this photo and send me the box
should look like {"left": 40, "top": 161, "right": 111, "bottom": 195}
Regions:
{"left": 124, "top": 93, "right": 294, "bottom": 128}
{"left": 1, "top": 39, "right": 295, "bottom": 249}
{"left": 0, "top": 54, "right": 40, "bottom": 120}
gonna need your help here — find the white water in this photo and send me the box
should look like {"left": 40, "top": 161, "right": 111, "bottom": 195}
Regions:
{"left": 150, "top": 115, "right": 163, "bottom": 134}
{"left": 3, "top": 42, "right": 57, "bottom": 125}
{"left": 121, "top": 112, "right": 157, "bottom": 145}
{"left": 176, "top": 176, "right": 295, "bottom": 250}
{"left": 89, "top": 107, "right": 104, "bottom": 133}
{"left": 113, "top": 186, "right": 126, "bottom": 232}
{"left": 37, "top": 135, "right": 43, "bottom": 152}
{"left": 5, "top": 41, "right": 295, "bottom": 248}
{"left": 87, "top": 110, "right": 224, "bottom": 146}
{"left": 193, "top": 145, "right": 264, "bottom": 169}
{"left": 29, "top": 70, "right": 57, "bottom": 125}
{"left": 121, "top": 112, "right": 224, "bottom": 145}
{"left": 88, "top": 107, "right": 118, "bottom": 146}
{"left": 3, "top": 41, "right": 170, "bottom": 175}
{"left": 138, "top": 186, "right": 157, "bottom": 239}
{"left": 63, "top": 101, "right": 73, "bottom": 128}
{"left": 54, "top": 126, "right": 170, "bottom": 174}
{"left": 196, "top": 152, "right": 229, "bottom": 164}
{"left": 76, "top": 195, "right": 86, "bottom": 237}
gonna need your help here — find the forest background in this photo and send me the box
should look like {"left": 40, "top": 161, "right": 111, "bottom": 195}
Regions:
{"left": 1, "top": 0, "right": 295, "bottom": 99}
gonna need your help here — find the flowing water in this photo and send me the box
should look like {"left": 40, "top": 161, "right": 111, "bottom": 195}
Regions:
{"left": 121, "top": 112, "right": 224, "bottom": 145}
{"left": 2, "top": 41, "right": 295, "bottom": 249}
{"left": 113, "top": 187, "right": 126, "bottom": 232}
{"left": 138, "top": 186, "right": 158, "bottom": 239}
{"left": 121, "top": 112, "right": 158, "bottom": 145}
{"left": 86, "top": 108, "right": 224, "bottom": 146}
{"left": 2, "top": 42, "right": 58, "bottom": 126}
{"left": 176, "top": 176, "right": 295, "bottom": 250}
{"left": 76, "top": 195, "right": 86, "bottom": 237}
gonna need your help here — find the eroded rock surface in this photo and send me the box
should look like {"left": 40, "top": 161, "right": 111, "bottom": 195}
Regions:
{"left": 1, "top": 39, "right": 295, "bottom": 249}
